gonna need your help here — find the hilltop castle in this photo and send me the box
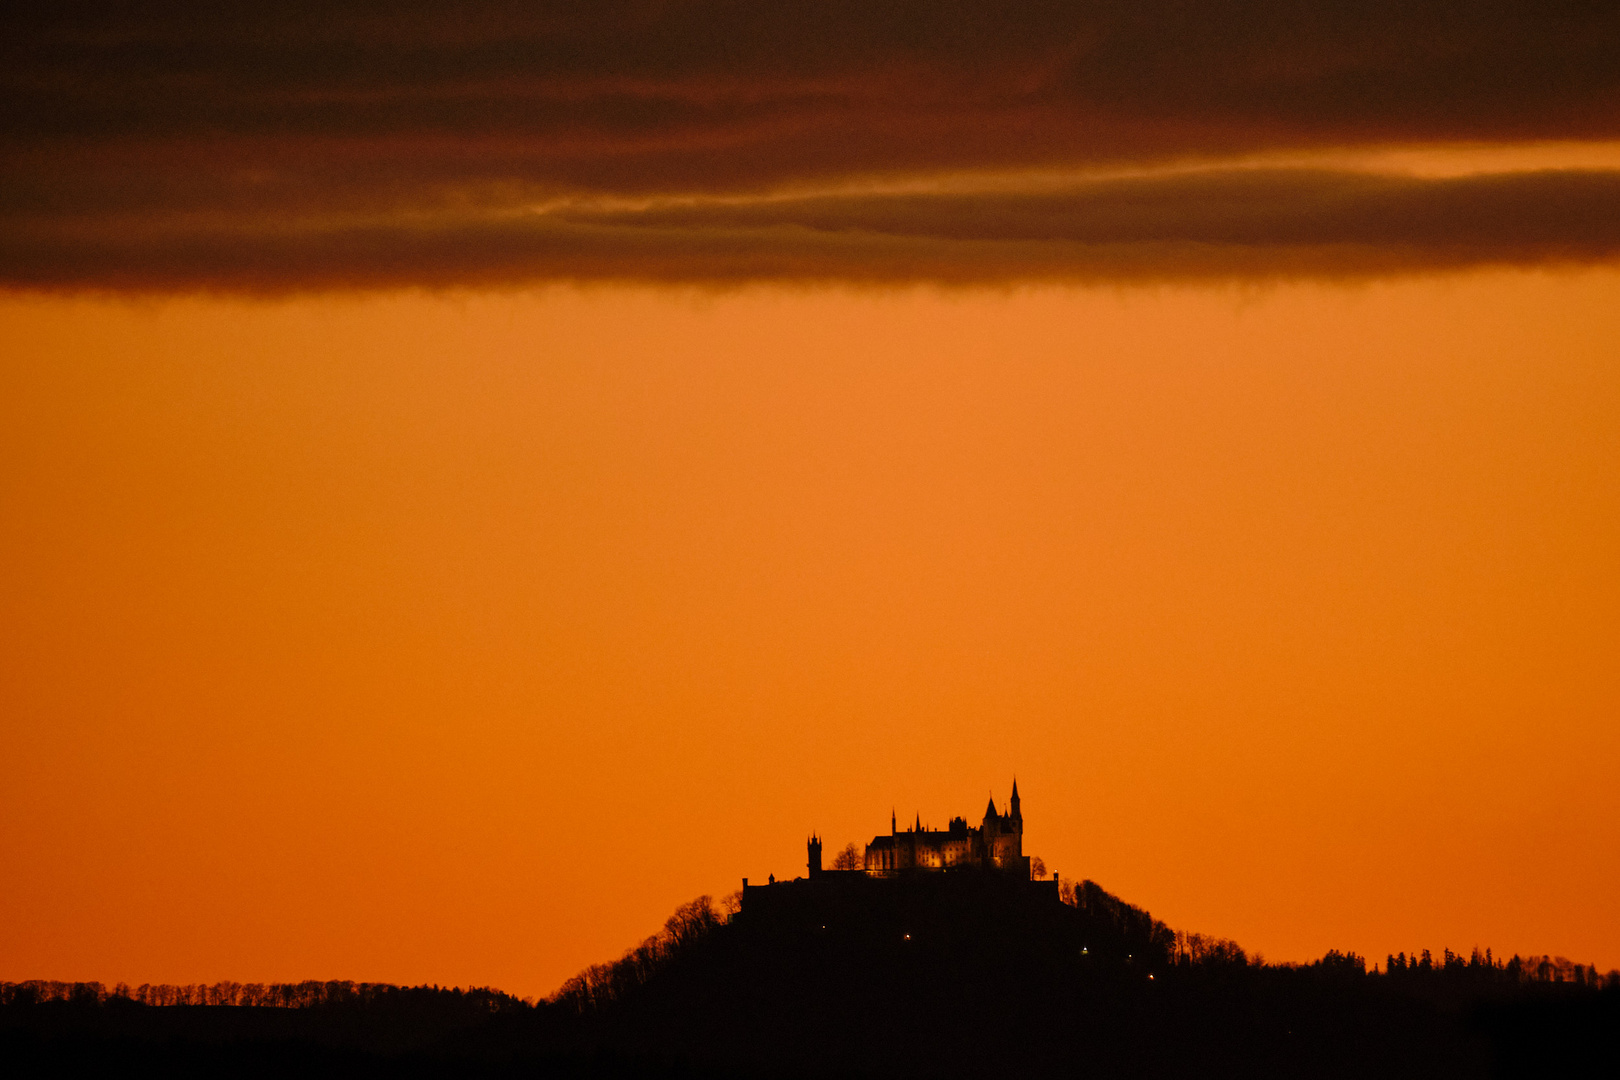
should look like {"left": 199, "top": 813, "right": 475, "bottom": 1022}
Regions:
{"left": 741, "top": 780, "right": 1055, "bottom": 921}
{"left": 807, "top": 780, "right": 1030, "bottom": 878}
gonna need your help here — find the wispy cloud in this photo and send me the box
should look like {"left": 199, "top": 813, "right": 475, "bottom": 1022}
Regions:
{"left": 6, "top": 2, "right": 1620, "bottom": 289}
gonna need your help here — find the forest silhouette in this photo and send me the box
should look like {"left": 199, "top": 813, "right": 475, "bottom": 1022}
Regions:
{"left": 3, "top": 874, "right": 1615, "bottom": 1077}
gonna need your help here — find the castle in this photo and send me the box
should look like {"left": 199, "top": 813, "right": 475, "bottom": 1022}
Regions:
{"left": 807, "top": 780, "right": 1030, "bottom": 878}
{"left": 740, "top": 780, "right": 1056, "bottom": 921}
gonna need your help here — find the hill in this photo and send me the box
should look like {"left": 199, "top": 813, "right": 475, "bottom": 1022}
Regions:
{"left": 4, "top": 876, "right": 1615, "bottom": 1077}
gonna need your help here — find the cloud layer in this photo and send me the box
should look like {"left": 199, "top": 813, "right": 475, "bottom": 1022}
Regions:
{"left": 6, "top": 2, "right": 1620, "bottom": 288}
{"left": 10, "top": 168, "right": 1619, "bottom": 290}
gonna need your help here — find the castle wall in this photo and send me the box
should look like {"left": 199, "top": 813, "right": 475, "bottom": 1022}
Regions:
{"left": 857, "top": 785, "right": 1028, "bottom": 877}
{"left": 864, "top": 826, "right": 1021, "bottom": 873}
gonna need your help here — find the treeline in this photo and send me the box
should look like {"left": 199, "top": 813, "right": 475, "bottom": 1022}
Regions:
{"left": 1062, "top": 878, "right": 1249, "bottom": 970}
{"left": 1171, "top": 930, "right": 1250, "bottom": 967}
{"left": 545, "top": 878, "right": 1620, "bottom": 1007}
{"left": 0, "top": 979, "right": 532, "bottom": 1011}
{"left": 535, "top": 884, "right": 1618, "bottom": 1077}
{"left": 1062, "top": 877, "right": 1179, "bottom": 964}
{"left": 1383, "top": 948, "right": 1616, "bottom": 988}
{"left": 1059, "top": 876, "right": 1620, "bottom": 987}
{"left": 6, "top": 886, "right": 1617, "bottom": 1077}
{"left": 552, "top": 895, "right": 730, "bottom": 1015}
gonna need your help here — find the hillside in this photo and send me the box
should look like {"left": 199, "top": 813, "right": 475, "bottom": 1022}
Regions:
{"left": 4, "top": 877, "right": 1615, "bottom": 1077}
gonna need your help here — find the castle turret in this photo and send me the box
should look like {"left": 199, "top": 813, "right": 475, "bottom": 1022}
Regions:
{"left": 1009, "top": 778, "right": 1022, "bottom": 830}
{"left": 807, "top": 833, "right": 822, "bottom": 876}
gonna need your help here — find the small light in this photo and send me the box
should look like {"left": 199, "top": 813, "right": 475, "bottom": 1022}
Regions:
{"left": 904, "top": 934, "right": 911, "bottom": 940}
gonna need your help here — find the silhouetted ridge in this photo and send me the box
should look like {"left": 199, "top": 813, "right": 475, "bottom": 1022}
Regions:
{"left": 0, "top": 980, "right": 529, "bottom": 1011}
{"left": 552, "top": 895, "right": 729, "bottom": 1016}
{"left": 0, "top": 979, "right": 555, "bottom": 1078}
{"left": 539, "top": 877, "right": 1616, "bottom": 1078}
{"left": 5, "top": 882, "right": 1616, "bottom": 1077}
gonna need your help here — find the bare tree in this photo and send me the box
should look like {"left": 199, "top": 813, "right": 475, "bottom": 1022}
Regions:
{"left": 830, "top": 842, "right": 863, "bottom": 871}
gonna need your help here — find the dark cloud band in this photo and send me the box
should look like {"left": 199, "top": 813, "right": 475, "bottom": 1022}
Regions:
{"left": 7, "top": 168, "right": 1619, "bottom": 291}
{"left": 5, "top": 2, "right": 1620, "bottom": 288}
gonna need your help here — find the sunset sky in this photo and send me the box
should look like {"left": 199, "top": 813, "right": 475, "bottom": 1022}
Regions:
{"left": 3, "top": 3, "right": 1619, "bottom": 998}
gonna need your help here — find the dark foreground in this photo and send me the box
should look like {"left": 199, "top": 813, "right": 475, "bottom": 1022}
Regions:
{"left": 4, "top": 877, "right": 1615, "bottom": 1078}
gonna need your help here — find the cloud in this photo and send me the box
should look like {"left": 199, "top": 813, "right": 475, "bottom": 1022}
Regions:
{"left": 5, "top": 2, "right": 1620, "bottom": 288}
{"left": 8, "top": 167, "right": 1620, "bottom": 291}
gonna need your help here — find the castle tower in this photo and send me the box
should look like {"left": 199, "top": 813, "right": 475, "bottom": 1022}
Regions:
{"left": 1005, "top": 778, "right": 1025, "bottom": 873}
{"left": 807, "top": 833, "right": 822, "bottom": 876}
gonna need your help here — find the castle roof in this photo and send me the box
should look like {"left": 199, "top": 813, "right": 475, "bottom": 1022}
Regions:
{"left": 869, "top": 825, "right": 974, "bottom": 847}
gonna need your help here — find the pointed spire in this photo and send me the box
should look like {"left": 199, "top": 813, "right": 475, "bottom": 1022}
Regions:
{"left": 914, "top": 811, "right": 922, "bottom": 832}
{"left": 985, "top": 793, "right": 998, "bottom": 819}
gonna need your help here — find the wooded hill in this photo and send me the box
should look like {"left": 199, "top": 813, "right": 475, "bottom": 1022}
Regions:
{"left": 4, "top": 878, "right": 1614, "bottom": 1077}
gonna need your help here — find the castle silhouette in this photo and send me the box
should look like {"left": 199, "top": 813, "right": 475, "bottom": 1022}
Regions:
{"left": 741, "top": 781, "right": 1053, "bottom": 923}
{"left": 814, "top": 779, "right": 1030, "bottom": 878}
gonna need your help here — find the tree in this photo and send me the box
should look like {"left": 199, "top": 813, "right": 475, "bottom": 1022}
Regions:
{"left": 831, "top": 842, "right": 863, "bottom": 871}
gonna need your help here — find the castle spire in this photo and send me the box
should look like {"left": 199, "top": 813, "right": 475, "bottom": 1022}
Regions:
{"left": 1009, "top": 777, "right": 1022, "bottom": 822}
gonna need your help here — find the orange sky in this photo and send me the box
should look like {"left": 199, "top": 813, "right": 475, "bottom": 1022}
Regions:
{"left": 2, "top": 272, "right": 1618, "bottom": 997}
